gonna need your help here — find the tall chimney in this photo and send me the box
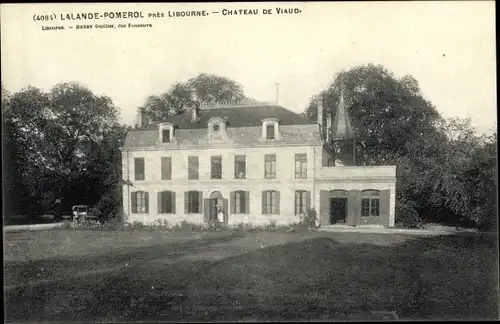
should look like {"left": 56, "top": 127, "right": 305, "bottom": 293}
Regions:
{"left": 315, "top": 95, "right": 324, "bottom": 138}
{"left": 326, "top": 109, "right": 332, "bottom": 143}
{"left": 137, "top": 107, "right": 144, "bottom": 128}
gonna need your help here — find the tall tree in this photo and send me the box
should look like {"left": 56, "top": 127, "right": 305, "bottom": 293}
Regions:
{"left": 304, "top": 64, "right": 497, "bottom": 229}
{"left": 303, "top": 64, "right": 442, "bottom": 166}
{"left": 140, "top": 73, "right": 246, "bottom": 124}
{"left": 4, "top": 82, "right": 123, "bottom": 214}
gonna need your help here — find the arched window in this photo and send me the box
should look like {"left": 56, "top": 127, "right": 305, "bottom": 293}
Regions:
{"left": 361, "top": 190, "right": 380, "bottom": 217}
{"left": 295, "top": 190, "right": 310, "bottom": 215}
{"left": 158, "top": 190, "right": 175, "bottom": 214}
{"left": 262, "top": 190, "right": 280, "bottom": 214}
{"left": 262, "top": 118, "right": 280, "bottom": 141}
{"left": 131, "top": 191, "right": 148, "bottom": 214}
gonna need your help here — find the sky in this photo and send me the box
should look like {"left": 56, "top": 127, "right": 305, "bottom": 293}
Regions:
{"left": 1, "top": 2, "right": 496, "bottom": 134}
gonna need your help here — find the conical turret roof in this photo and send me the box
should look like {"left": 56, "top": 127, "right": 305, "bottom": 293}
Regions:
{"left": 331, "top": 88, "right": 354, "bottom": 140}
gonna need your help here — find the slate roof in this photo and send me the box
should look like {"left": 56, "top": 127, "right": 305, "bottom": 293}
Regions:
{"left": 136, "top": 104, "right": 315, "bottom": 131}
{"left": 124, "top": 125, "right": 322, "bottom": 148}
{"left": 123, "top": 104, "right": 321, "bottom": 149}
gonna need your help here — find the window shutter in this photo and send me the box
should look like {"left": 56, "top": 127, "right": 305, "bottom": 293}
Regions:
{"left": 198, "top": 192, "right": 203, "bottom": 214}
{"left": 261, "top": 191, "right": 266, "bottom": 214}
{"left": 380, "top": 189, "right": 390, "bottom": 226}
{"left": 294, "top": 191, "right": 298, "bottom": 215}
{"left": 172, "top": 192, "right": 176, "bottom": 214}
{"left": 223, "top": 198, "right": 229, "bottom": 223}
{"left": 230, "top": 191, "right": 235, "bottom": 214}
{"left": 166, "top": 157, "right": 172, "bottom": 180}
{"left": 184, "top": 191, "right": 189, "bottom": 214}
{"left": 157, "top": 192, "right": 162, "bottom": 214}
{"left": 320, "top": 190, "right": 329, "bottom": 225}
{"left": 131, "top": 192, "right": 137, "bottom": 213}
{"left": 144, "top": 192, "right": 149, "bottom": 213}
{"left": 306, "top": 191, "right": 311, "bottom": 211}
{"left": 245, "top": 191, "right": 250, "bottom": 214}
{"left": 347, "top": 190, "right": 361, "bottom": 225}
{"left": 347, "top": 190, "right": 358, "bottom": 226}
{"left": 276, "top": 191, "right": 280, "bottom": 214}
{"left": 203, "top": 198, "right": 210, "bottom": 223}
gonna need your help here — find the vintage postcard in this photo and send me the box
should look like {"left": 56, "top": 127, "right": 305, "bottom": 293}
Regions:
{"left": 2, "top": 1, "right": 497, "bottom": 322}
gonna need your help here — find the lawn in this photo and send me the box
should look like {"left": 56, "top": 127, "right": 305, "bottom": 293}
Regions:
{"left": 4, "top": 228, "right": 499, "bottom": 322}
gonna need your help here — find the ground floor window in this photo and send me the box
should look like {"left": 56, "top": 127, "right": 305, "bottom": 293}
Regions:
{"left": 361, "top": 190, "right": 380, "bottom": 217}
{"left": 295, "top": 190, "right": 309, "bottom": 215}
{"left": 158, "top": 190, "right": 175, "bottom": 214}
{"left": 131, "top": 191, "right": 148, "bottom": 213}
{"left": 262, "top": 190, "right": 279, "bottom": 214}
{"left": 231, "top": 190, "right": 248, "bottom": 214}
{"left": 186, "top": 191, "right": 202, "bottom": 214}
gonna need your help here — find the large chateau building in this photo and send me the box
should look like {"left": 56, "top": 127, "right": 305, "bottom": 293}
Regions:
{"left": 120, "top": 94, "right": 397, "bottom": 227}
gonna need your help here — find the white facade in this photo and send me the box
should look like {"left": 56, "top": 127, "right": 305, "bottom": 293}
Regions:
{"left": 121, "top": 102, "right": 397, "bottom": 227}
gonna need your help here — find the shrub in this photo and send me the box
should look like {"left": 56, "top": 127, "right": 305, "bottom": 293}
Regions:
{"left": 395, "top": 201, "right": 423, "bottom": 228}
{"left": 231, "top": 222, "right": 246, "bottom": 232}
{"left": 94, "top": 186, "right": 122, "bottom": 222}
{"left": 266, "top": 219, "right": 278, "bottom": 232}
{"left": 131, "top": 220, "right": 148, "bottom": 230}
{"left": 298, "top": 208, "right": 318, "bottom": 229}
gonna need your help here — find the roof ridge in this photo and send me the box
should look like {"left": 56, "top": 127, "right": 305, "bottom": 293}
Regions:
{"left": 199, "top": 100, "right": 275, "bottom": 109}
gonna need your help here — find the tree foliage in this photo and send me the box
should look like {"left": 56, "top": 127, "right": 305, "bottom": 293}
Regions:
{"left": 3, "top": 82, "right": 128, "bottom": 217}
{"left": 304, "top": 64, "right": 497, "bottom": 229}
{"left": 140, "top": 73, "right": 246, "bottom": 124}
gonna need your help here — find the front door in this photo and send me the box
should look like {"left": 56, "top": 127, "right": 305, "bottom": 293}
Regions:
{"left": 330, "top": 198, "right": 347, "bottom": 224}
{"left": 209, "top": 191, "right": 225, "bottom": 223}
{"left": 210, "top": 198, "right": 223, "bottom": 221}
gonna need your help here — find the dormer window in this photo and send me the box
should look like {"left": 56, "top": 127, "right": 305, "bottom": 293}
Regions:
{"left": 266, "top": 124, "right": 275, "bottom": 139}
{"left": 162, "top": 129, "right": 171, "bottom": 143}
{"left": 159, "top": 123, "right": 174, "bottom": 144}
{"left": 207, "top": 117, "right": 227, "bottom": 140}
{"left": 262, "top": 118, "right": 280, "bottom": 141}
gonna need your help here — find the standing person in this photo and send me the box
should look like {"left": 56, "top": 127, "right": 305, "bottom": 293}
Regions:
{"left": 72, "top": 209, "right": 78, "bottom": 226}
{"left": 217, "top": 207, "right": 225, "bottom": 224}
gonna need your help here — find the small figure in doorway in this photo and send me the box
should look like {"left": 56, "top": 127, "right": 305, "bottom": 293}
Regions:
{"left": 217, "top": 207, "right": 225, "bottom": 224}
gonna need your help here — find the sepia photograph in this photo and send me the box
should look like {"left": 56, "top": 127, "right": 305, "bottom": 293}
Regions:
{"left": 2, "top": 1, "right": 498, "bottom": 322}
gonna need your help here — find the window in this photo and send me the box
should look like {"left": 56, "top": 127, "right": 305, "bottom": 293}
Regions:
{"left": 231, "top": 190, "right": 248, "bottom": 214}
{"left": 131, "top": 191, "right": 148, "bottom": 213}
{"left": 295, "top": 154, "right": 307, "bottom": 178}
{"left": 262, "top": 190, "right": 279, "bottom": 214}
{"left": 234, "top": 155, "right": 246, "bottom": 179}
{"left": 158, "top": 191, "right": 175, "bottom": 214}
{"left": 185, "top": 191, "right": 202, "bottom": 214}
{"left": 161, "top": 157, "right": 172, "bottom": 180}
{"left": 295, "top": 190, "right": 309, "bottom": 215}
{"left": 211, "top": 155, "right": 222, "bottom": 179}
{"left": 134, "top": 158, "right": 145, "bottom": 181}
{"left": 266, "top": 124, "right": 275, "bottom": 139}
{"left": 162, "top": 129, "right": 171, "bottom": 143}
{"left": 264, "top": 154, "right": 276, "bottom": 179}
{"left": 188, "top": 156, "right": 199, "bottom": 180}
{"left": 361, "top": 190, "right": 380, "bottom": 217}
